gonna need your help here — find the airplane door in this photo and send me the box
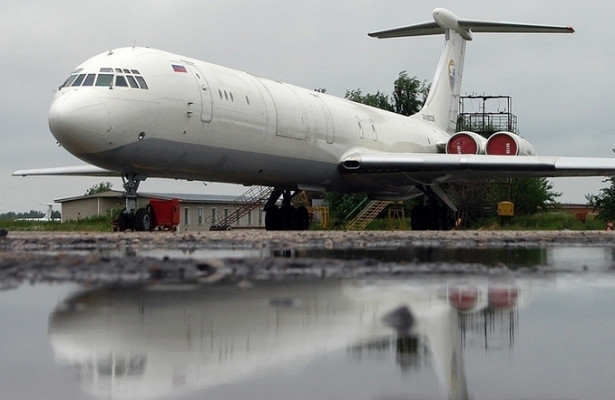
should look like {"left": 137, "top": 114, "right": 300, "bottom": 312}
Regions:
{"left": 186, "top": 64, "right": 213, "bottom": 123}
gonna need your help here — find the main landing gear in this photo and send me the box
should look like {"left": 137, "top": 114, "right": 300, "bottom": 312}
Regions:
{"left": 264, "top": 188, "right": 310, "bottom": 231}
{"left": 115, "top": 173, "right": 153, "bottom": 232}
{"left": 410, "top": 184, "right": 457, "bottom": 231}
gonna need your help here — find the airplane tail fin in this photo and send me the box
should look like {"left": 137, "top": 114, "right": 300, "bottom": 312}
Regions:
{"left": 369, "top": 8, "right": 574, "bottom": 133}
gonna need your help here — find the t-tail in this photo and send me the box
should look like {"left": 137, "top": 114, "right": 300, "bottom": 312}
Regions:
{"left": 369, "top": 8, "right": 574, "bottom": 134}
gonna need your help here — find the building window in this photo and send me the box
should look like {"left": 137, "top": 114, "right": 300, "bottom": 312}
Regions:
{"left": 197, "top": 207, "right": 204, "bottom": 225}
{"left": 183, "top": 207, "right": 190, "bottom": 226}
{"left": 211, "top": 208, "right": 216, "bottom": 224}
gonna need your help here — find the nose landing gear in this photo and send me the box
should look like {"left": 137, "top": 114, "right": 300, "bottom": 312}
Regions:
{"left": 114, "top": 173, "right": 152, "bottom": 231}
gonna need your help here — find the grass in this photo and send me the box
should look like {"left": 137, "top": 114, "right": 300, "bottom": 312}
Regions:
{"left": 1, "top": 212, "right": 606, "bottom": 232}
{"left": 0, "top": 215, "right": 115, "bottom": 232}
{"left": 469, "top": 212, "right": 606, "bottom": 231}
{"left": 317, "top": 211, "right": 607, "bottom": 231}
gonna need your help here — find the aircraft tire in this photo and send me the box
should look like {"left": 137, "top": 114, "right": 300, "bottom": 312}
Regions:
{"left": 117, "top": 210, "right": 134, "bottom": 231}
{"left": 280, "top": 205, "right": 296, "bottom": 230}
{"left": 135, "top": 208, "right": 153, "bottom": 231}
{"left": 411, "top": 205, "right": 429, "bottom": 231}
{"left": 265, "top": 206, "right": 281, "bottom": 231}
{"left": 294, "top": 206, "right": 310, "bottom": 230}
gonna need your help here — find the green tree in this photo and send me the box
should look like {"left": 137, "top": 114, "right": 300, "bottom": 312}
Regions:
{"left": 344, "top": 71, "right": 430, "bottom": 115}
{"left": 324, "top": 192, "right": 367, "bottom": 223}
{"left": 392, "top": 71, "right": 430, "bottom": 116}
{"left": 85, "top": 182, "right": 113, "bottom": 196}
{"left": 483, "top": 178, "right": 560, "bottom": 215}
{"left": 345, "top": 89, "right": 393, "bottom": 111}
{"left": 587, "top": 177, "right": 615, "bottom": 221}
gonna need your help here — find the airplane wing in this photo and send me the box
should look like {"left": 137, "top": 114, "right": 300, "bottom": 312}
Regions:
{"left": 339, "top": 151, "right": 615, "bottom": 185}
{"left": 13, "top": 165, "right": 120, "bottom": 177}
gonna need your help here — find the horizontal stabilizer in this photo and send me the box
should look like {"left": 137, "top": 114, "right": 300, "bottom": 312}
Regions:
{"left": 13, "top": 165, "right": 119, "bottom": 177}
{"left": 369, "top": 8, "right": 573, "bottom": 40}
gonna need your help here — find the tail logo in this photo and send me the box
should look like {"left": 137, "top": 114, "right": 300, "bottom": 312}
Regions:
{"left": 448, "top": 59, "right": 456, "bottom": 91}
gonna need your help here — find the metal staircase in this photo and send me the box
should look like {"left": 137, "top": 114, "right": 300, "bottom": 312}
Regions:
{"left": 346, "top": 200, "right": 390, "bottom": 230}
{"left": 207, "top": 186, "right": 273, "bottom": 230}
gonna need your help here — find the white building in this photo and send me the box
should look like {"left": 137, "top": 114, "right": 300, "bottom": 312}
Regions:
{"left": 55, "top": 190, "right": 265, "bottom": 232}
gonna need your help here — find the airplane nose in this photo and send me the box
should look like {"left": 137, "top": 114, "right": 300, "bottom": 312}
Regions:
{"left": 48, "top": 91, "right": 111, "bottom": 154}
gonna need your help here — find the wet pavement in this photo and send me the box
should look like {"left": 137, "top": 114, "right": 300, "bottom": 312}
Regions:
{"left": 1, "top": 230, "right": 615, "bottom": 399}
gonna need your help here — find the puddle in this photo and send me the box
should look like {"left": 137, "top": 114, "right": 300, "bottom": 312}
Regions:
{"left": 1, "top": 245, "right": 615, "bottom": 399}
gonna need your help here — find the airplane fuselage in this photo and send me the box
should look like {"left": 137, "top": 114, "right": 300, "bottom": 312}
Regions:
{"left": 50, "top": 47, "right": 446, "bottom": 194}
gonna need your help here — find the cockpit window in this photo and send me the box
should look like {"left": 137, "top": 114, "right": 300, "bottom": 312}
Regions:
{"left": 126, "top": 75, "right": 139, "bottom": 88}
{"left": 59, "top": 67, "right": 148, "bottom": 90}
{"left": 95, "top": 74, "right": 114, "bottom": 87}
{"left": 82, "top": 74, "right": 96, "bottom": 86}
{"left": 71, "top": 74, "right": 86, "bottom": 87}
{"left": 115, "top": 76, "right": 128, "bottom": 87}
{"left": 135, "top": 76, "right": 148, "bottom": 89}
{"left": 60, "top": 74, "right": 78, "bottom": 89}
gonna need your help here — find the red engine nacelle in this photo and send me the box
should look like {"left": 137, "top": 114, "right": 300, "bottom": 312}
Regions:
{"left": 446, "top": 131, "right": 487, "bottom": 155}
{"left": 485, "top": 131, "right": 535, "bottom": 156}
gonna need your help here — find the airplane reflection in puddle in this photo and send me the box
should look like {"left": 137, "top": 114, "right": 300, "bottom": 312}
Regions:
{"left": 48, "top": 279, "right": 524, "bottom": 400}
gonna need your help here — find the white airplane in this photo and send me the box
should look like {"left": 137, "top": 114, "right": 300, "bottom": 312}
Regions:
{"left": 13, "top": 8, "right": 615, "bottom": 231}
{"left": 16, "top": 203, "right": 56, "bottom": 222}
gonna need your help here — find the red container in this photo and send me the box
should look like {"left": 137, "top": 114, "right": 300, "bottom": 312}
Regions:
{"left": 148, "top": 198, "right": 180, "bottom": 230}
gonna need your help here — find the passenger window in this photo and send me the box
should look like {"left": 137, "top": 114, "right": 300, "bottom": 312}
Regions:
{"left": 115, "top": 76, "right": 128, "bottom": 87}
{"left": 60, "top": 74, "right": 78, "bottom": 89}
{"left": 126, "top": 75, "right": 139, "bottom": 88}
{"left": 134, "top": 76, "right": 148, "bottom": 89}
{"left": 71, "top": 74, "right": 86, "bottom": 86}
{"left": 82, "top": 74, "right": 96, "bottom": 86}
{"left": 95, "top": 74, "right": 114, "bottom": 87}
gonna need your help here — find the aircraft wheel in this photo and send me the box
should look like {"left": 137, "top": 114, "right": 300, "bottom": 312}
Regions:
{"left": 279, "top": 205, "right": 296, "bottom": 230}
{"left": 135, "top": 208, "right": 153, "bottom": 231}
{"left": 117, "top": 209, "right": 134, "bottom": 231}
{"left": 294, "top": 206, "right": 310, "bottom": 230}
{"left": 411, "top": 205, "right": 428, "bottom": 231}
{"left": 265, "top": 206, "right": 281, "bottom": 231}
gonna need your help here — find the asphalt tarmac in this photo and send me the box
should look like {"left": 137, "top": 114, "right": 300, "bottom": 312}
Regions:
{"left": 1, "top": 230, "right": 614, "bottom": 288}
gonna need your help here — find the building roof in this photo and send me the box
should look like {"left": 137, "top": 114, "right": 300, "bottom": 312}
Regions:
{"left": 55, "top": 190, "right": 239, "bottom": 204}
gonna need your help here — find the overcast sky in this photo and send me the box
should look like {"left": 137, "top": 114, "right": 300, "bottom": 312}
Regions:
{"left": 2, "top": 1, "right": 614, "bottom": 213}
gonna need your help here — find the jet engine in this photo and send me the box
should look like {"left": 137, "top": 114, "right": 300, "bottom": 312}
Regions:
{"left": 485, "top": 131, "right": 535, "bottom": 156}
{"left": 445, "top": 131, "right": 488, "bottom": 154}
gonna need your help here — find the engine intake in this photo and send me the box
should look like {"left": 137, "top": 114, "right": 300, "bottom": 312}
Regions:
{"left": 446, "top": 131, "right": 487, "bottom": 155}
{"left": 485, "top": 131, "right": 535, "bottom": 156}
